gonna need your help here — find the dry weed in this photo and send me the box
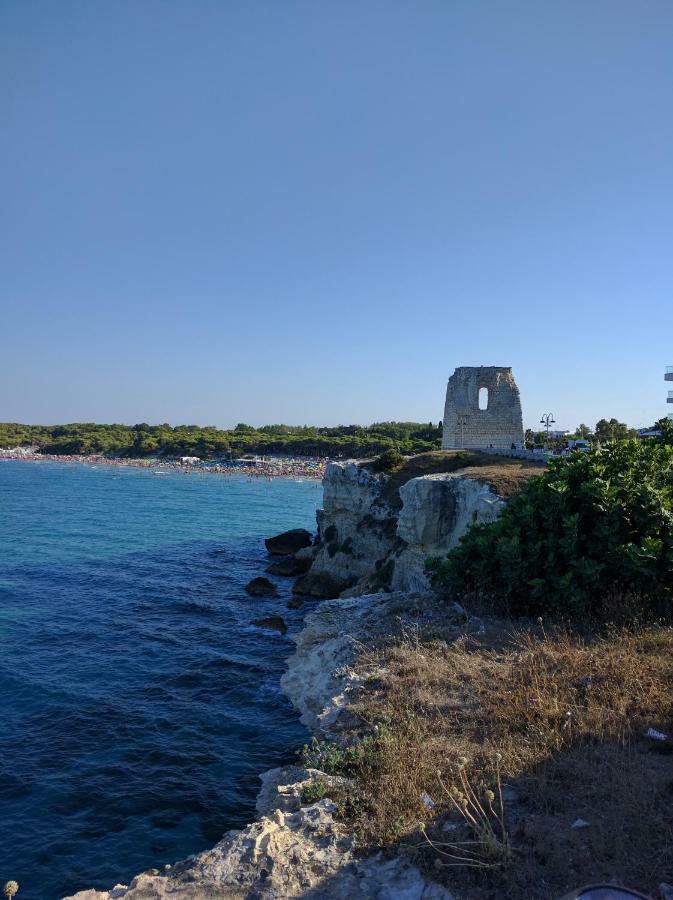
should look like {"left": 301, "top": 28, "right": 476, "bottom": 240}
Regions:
{"left": 343, "top": 620, "right": 673, "bottom": 898}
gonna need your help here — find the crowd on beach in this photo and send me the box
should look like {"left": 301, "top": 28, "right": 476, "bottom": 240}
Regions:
{"left": 0, "top": 448, "right": 327, "bottom": 481}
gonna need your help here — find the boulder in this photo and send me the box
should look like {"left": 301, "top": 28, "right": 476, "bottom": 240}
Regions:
{"left": 266, "top": 556, "right": 311, "bottom": 577}
{"left": 244, "top": 576, "right": 278, "bottom": 597}
{"left": 292, "top": 571, "right": 352, "bottom": 599}
{"left": 265, "top": 528, "right": 312, "bottom": 556}
{"left": 251, "top": 616, "right": 287, "bottom": 635}
{"left": 295, "top": 545, "right": 317, "bottom": 562}
{"left": 287, "top": 596, "right": 304, "bottom": 610}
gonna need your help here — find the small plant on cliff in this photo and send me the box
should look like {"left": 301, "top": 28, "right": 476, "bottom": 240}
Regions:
{"left": 301, "top": 735, "right": 381, "bottom": 776}
{"left": 301, "top": 776, "right": 329, "bottom": 804}
{"left": 371, "top": 448, "right": 404, "bottom": 472}
{"left": 3, "top": 882, "right": 19, "bottom": 900}
{"left": 431, "top": 439, "right": 673, "bottom": 622}
{"left": 422, "top": 756, "right": 512, "bottom": 869}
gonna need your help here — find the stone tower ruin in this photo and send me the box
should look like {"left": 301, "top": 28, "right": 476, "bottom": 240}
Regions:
{"left": 442, "top": 366, "right": 524, "bottom": 450}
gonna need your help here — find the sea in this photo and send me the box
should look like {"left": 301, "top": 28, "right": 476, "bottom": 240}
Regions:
{"left": 0, "top": 459, "right": 322, "bottom": 899}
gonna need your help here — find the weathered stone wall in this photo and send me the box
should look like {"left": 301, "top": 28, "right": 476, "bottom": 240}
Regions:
{"left": 442, "top": 366, "right": 524, "bottom": 450}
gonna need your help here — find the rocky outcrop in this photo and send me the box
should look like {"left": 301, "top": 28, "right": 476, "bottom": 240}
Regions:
{"left": 391, "top": 473, "right": 505, "bottom": 591}
{"left": 265, "top": 529, "right": 312, "bottom": 556}
{"left": 67, "top": 767, "right": 452, "bottom": 898}
{"left": 251, "top": 616, "right": 287, "bottom": 634}
{"left": 66, "top": 592, "right": 457, "bottom": 900}
{"left": 244, "top": 576, "right": 278, "bottom": 597}
{"left": 295, "top": 460, "right": 507, "bottom": 599}
{"left": 65, "top": 459, "right": 501, "bottom": 900}
{"left": 291, "top": 462, "right": 398, "bottom": 599}
{"left": 281, "top": 591, "right": 466, "bottom": 737}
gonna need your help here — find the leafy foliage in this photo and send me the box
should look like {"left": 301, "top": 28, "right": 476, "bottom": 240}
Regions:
{"left": 0, "top": 420, "right": 442, "bottom": 459}
{"left": 371, "top": 448, "right": 404, "bottom": 472}
{"left": 431, "top": 439, "right": 673, "bottom": 621}
{"left": 300, "top": 777, "right": 330, "bottom": 804}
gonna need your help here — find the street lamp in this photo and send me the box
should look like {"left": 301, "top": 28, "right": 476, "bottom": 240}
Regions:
{"left": 540, "top": 413, "right": 555, "bottom": 449}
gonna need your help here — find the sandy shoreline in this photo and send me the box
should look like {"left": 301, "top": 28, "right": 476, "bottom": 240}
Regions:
{"left": 0, "top": 451, "right": 327, "bottom": 481}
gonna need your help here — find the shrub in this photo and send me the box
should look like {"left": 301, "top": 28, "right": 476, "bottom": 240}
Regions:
{"left": 301, "top": 735, "right": 381, "bottom": 777}
{"left": 301, "top": 776, "right": 329, "bottom": 804}
{"left": 431, "top": 440, "right": 673, "bottom": 622}
{"left": 371, "top": 448, "right": 404, "bottom": 472}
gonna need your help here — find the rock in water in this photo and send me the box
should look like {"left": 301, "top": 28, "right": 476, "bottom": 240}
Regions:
{"left": 265, "top": 556, "right": 311, "bottom": 577}
{"left": 265, "top": 528, "right": 312, "bottom": 556}
{"left": 252, "top": 616, "right": 287, "bottom": 635}
{"left": 292, "top": 571, "right": 351, "bottom": 599}
{"left": 287, "top": 596, "right": 303, "bottom": 609}
{"left": 244, "top": 576, "right": 278, "bottom": 597}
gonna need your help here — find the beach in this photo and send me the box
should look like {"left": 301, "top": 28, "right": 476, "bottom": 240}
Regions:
{"left": 0, "top": 449, "right": 327, "bottom": 481}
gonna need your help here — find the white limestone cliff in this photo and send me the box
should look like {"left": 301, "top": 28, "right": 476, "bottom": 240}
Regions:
{"left": 292, "top": 462, "right": 398, "bottom": 598}
{"left": 280, "top": 591, "right": 466, "bottom": 737}
{"left": 63, "top": 462, "right": 504, "bottom": 900}
{"left": 294, "top": 460, "right": 507, "bottom": 598}
{"left": 392, "top": 473, "right": 505, "bottom": 591}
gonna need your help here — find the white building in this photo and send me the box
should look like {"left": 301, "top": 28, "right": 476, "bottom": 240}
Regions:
{"left": 666, "top": 366, "right": 673, "bottom": 420}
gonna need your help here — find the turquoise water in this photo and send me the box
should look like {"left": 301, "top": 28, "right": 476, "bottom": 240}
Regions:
{"left": 0, "top": 460, "right": 322, "bottom": 899}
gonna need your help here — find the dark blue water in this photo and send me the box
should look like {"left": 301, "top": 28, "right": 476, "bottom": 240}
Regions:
{"left": 0, "top": 460, "right": 322, "bottom": 899}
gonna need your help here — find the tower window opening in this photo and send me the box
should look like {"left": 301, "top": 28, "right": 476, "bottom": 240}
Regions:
{"left": 478, "top": 387, "right": 489, "bottom": 410}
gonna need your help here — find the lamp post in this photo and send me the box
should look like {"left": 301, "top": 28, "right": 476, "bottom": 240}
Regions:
{"left": 540, "top": 413, "right": 555, "bottom": 450}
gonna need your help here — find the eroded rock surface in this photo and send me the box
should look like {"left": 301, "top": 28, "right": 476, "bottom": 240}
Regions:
{"left": 292, "top": 462, "right": 397, "bottom": 599}
{"left": 295, "top": 460, "right": 507, "bottom": 598}
{"left": 392, "top": 473, "right": 505, "bottom": 591}
{"left": 65, "top": 767, "right": 452, "bottom": 899}
{"left": 265, "top": 529, "right": 312, "bottom": 556}
{"left": 244, "top": 576, "right": 278, "bottom": 597}
{"left": 281, "top": 591, "right": 465, "bottom": 736}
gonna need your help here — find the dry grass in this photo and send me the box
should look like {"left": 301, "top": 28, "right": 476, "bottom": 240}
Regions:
{"left": 362, "top": 450, "right": 545, "bottom": 509}
{"left": 455, "top": 461, "right": 546, "bottom": 500}
{"left": 339, "top": 619, "right": 673, "bottom": 898}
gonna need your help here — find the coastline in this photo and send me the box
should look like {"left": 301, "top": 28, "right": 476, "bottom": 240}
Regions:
{"left": 0, "top": 451, "right": 327, "bottom": 481}
{"left": 64, "top": 591, "right": 455, "bottom": 900}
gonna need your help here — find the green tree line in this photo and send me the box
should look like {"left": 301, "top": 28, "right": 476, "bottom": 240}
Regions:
{"left": 0, "top": 420, "right": 443, "bottom": 459}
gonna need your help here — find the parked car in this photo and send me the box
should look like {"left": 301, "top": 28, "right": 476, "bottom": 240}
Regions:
{"left": 567, "top": 439, "right": 591, "bottom": 452}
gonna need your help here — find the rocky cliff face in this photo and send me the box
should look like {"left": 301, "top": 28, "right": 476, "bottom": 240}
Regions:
{"left": 292, "top": 462, "right": 398, "bottom": 598}
{"left": 66, "top": 783, "right": 451, "bottom": 898}
{"left": 391, "top": 473, "right": 505, "bottom": 591}
{"left": 294, "top": 461, "right": 506, "bottom": 598}
{"left": 64, "top": 460, "right": 505, "bottom": 900}
{"left": 280, "top": 591, "right": 466, "bottom": 737}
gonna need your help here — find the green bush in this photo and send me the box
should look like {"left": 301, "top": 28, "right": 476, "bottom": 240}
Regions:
{"left": 371, "top": 448, "right": 404, "bottom": 472}
{"left": 431, "top": 439, "right": 673, "bottom": 622}
{"left": 301, "top": 776, "right": 329, "bottom": 804}
{"left": 301, "top": 736, "right": 382, "bottom": 776}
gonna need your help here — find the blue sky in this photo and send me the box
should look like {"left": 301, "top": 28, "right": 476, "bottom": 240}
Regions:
{"left": 2, "top": 0, "right": 672, "bottom": 431}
